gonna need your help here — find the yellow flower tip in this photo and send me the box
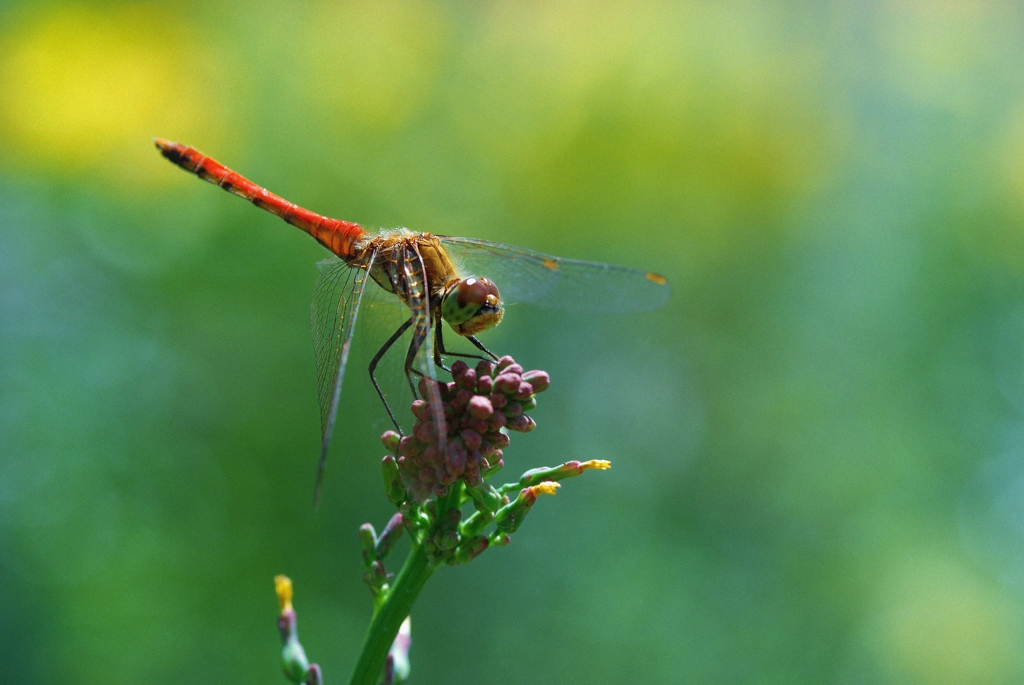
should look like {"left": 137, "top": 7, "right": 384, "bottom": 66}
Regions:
{"left": 533, "top": 481, "right": 560, "bottom": 496}
{"left": 274, "top": 575, "right": 293, "bottom": 614}
{"left": 581, "top": 460, "right": 611, "bottom": 471}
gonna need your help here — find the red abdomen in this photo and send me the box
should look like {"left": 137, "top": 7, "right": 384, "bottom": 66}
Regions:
{"left": 155, "top": 139, "right": 366, "bottom": 260}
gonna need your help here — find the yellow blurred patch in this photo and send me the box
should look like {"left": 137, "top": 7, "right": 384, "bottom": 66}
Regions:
{"left": 0, "top": 5, "right": 227, "bottom": 191}
{"left": 274, "top": 575, "right": 294, "bottom": 614}
{"left": 451, "top": 0, "right": 841, "bottom": 259}
{"left": 531, "top": 481, "right": 559, "bottom": 496}
{"left": 304, "top": 0, "right": 450, "bottom": 132}
{"left": 869, "top": 552, "right": 1017, "bottom": 685}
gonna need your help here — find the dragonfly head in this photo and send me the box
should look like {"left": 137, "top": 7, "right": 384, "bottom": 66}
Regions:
{"left": 441, "top": 276, "right": 503, "bottom": 336}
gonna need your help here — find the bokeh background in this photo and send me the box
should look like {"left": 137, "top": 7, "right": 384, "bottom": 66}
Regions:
{"left": 3, "top": 1, "right": 1024, "bottom": 683}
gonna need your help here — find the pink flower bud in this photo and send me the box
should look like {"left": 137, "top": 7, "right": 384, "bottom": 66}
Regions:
{"left": 522, "top": 370, "right": 549, "bottom": 393}
{"left": 487, "top": 411, "right": 507, "bottom": 431}
{"left": 514, "top": 382, "right": 534, "bottom": 400}
{"left": 421, "top": 444, "right": 441, "bottom": 467}
{"left": 476, "top": 374, "right": 493, "bottom": 393}
{"left": 411, "top": 400, "right": 429, "bottom": 421}
{"left": 437, "top": 466, "right": 456, "bottom": 485}
{"left": 455, "top": 367, "right": 477, "bottom": 390}
{"left": 454, "top": 388, "right": 474, "bottom": 408}
{"left": 467, "top": 395, "right": 493, "bottom": 419}
{"left": 508, "top": 414, "right": 536, "bottom": 432}
{"left": 413, "top": 421, "right": 435, "bottom": 443}
{"left": 381, "top": 430, "right": 401, "bottom": 451}
{"left": 495, "top": 373, "right": 520, "bottom": 394}
{"left": 397, "top": 436, "right": 422, "bottom": 457}
{"left": 445, "top": 441, "right": 467, "bottom": 477}
{"left": 461, "top": 429, "right": 482, "bottom": 451}
{"left": 464, "top": 465, "right": 482, "bottom": 488}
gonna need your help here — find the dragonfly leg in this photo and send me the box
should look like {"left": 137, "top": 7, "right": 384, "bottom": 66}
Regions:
{"left": 434, "top": 318, "right": 494, "bottom": 365}
{"left": 403, "top": 320, "right": 429, "bottom": 399}
{"left": 432, "top": 318, "right": 452, "bottom": 373}
{"left": 467, "top": 335, "right": 499, "bottom": 361}
{"left": 369, "top": 317, "right": 413, "bottom": 434}
{"left": 404, "top": 314, "right": 451, "bottom": 450}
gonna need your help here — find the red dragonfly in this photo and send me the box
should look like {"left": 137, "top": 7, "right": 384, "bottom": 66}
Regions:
{"left": 155, "top": 140, "right": 670, "bottom": 496}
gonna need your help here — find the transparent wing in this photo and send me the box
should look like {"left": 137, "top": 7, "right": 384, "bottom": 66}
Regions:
{"left": 439, "top": 236, "right": 671, "bottom": 312}
{"left": 310, "top": 252, "right": 374, "bottom": 501}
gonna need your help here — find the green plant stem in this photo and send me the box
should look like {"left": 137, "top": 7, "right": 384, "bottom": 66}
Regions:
{"left": 437, "top": 482, "right": 464, "bottom": 525}
{"left": 349, "top": 485, "right": 464, "bottom": 684}
{"left": 348, "top": 541, "right": 433, "bottom": 685}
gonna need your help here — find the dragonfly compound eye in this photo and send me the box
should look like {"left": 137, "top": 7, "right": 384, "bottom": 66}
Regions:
{"left": 442, "top": 277, "right": 503, "bottom": 336}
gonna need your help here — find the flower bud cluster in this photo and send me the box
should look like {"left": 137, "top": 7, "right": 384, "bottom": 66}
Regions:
{"left": 386, "top": 356, "right": 550, "bottom": 502}
{"left": 336, "top": 357, "right": 615, "bottom": 684}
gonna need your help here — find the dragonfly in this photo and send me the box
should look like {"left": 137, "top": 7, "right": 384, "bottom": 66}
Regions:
{"left": 154, "top": 140, "right": 671, "bottom": 499}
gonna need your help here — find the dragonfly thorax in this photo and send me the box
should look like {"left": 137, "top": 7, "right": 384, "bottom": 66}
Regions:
{"left": 361, "top": 231, "right": 457, "bottom": 299}
{"left": 359, "top": 231, "right": 503, "bottom": 335}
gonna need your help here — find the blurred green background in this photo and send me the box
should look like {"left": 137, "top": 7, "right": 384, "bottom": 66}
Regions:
{"left": 3, "top": 1, "right": 1024, "bottom": 683}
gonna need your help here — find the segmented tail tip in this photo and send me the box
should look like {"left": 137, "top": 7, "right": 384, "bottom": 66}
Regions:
{"left": 153, "top": 138, "right": 186, "bottom": 166}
